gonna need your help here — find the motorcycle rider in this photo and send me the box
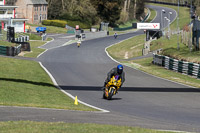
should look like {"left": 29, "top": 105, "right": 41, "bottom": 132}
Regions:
{"left": 114, "top": 32, "right": 118, "bottom": 39}
{"left": 103, "top": 64, "right": 125, "bottom": 91}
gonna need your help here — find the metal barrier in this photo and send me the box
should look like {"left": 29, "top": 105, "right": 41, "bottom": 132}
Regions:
{"left": 153, "top": 53, "right": 200, "bottom": 79}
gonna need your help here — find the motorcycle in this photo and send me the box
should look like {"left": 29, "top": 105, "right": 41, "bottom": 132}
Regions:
{"left": 103, "top": 75, "right": 121, "bottom": 100}
{"left": 114, "top": 33, "right": 117, "bottom": 39}
{"left": 77, "top": 40, "right": 81, "bottom": 48}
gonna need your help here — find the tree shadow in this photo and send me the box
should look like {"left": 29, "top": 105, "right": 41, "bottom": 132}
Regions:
{"left": 0, "top": 78, "right": 55, "bottom": 87}
{"left": 60, "top": 86, "right": 200, "bottom": 92}
{"left": 1, "top": 78, "right": 199, "bottom": 93}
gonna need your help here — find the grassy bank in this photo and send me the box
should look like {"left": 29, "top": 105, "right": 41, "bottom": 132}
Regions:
{"left": 107, "top": 35, "right": 145, "bottom": 59}
{"left": 0, "top": 34, "right": 95, "bottom": 111}
{"left": 151, "top": 35, "right": 200, "bottom": 63}
{"left": 22, "top": 41, "right": 46, "bottom": 58}
{"left": 107, "top": 4, "right": 200, "bottom": 88}
{"left": 0, "top": 41, "right": 14, "bottom": 46}
{"left": 0, "top": 57, "right": 95, "bottom": 111}
{"left": 125, "top": 57, "right": 200, "bottom": 88}
{"left": 0, "top": 121, "right": 176, "bottom": 133}
{"left": 28, "top": 24, "right": 67, "bottom": 34}
{"left": 146, "top": 8, "right": 157, "bottom": 22}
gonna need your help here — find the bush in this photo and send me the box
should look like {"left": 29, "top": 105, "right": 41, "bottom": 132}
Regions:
{"left": 67, "top": 20, "right": 91, "bottom": 29}
{"left": 42, "top": 19, "right": 91, "bottom": 29}
{"left": 42, "top": 20, "right": 67, "bottom": 28}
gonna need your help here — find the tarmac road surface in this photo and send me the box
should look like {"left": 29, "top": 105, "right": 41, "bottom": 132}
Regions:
{"left": 1, "top": 5, "right": 200, "bottom": 132}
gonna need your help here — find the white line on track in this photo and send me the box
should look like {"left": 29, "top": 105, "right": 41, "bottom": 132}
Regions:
{"left": 104, "top": 6, "right": 196, "bottom": 133}
{"left": 105, "top": 5, "right": 195, "bottom": 89}
{"left": 158, "top": 129, "right": 193, "bottom": 133}
{"left": 37, "top": 39, "right": 109, "bottom": 113}
{"left": 38, "top": 37, "right": 55, "bottom": 49}
{"left": 39, "top": 62, "right": 109, "bottom": 113}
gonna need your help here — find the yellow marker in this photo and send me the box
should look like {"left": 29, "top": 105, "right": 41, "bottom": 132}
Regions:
{"left": 74, "top": 96, "right": 78, "bottom": 105}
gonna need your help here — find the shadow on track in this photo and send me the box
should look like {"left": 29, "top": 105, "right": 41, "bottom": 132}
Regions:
{"left": 60, "top": 86, "right": 200, "bottom": 92}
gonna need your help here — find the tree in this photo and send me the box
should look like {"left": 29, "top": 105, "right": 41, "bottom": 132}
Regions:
{"left": 91, "top": 0, "right": 123, "bottom": 26}
{"left": 47, "top": 0, "right": 145, "bottom": 26}
{"left": 47, "top": 0, "right": 62, "bottom": 19}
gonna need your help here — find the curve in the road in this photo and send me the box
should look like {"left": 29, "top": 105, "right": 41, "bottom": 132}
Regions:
{"left": 37, "top": 5, "right": 200, "bottom": 132}
{"left": 1, "top": 5, "right": 200, "bottom": 133}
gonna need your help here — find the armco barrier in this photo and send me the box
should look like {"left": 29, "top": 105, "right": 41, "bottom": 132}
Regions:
{"left": 153, "top": 53, "right": 200, "bottom": 79}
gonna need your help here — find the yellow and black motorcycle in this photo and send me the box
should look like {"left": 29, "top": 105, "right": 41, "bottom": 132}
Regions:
{"left": 103, "top": 75, "right": 121, "bottom": 100}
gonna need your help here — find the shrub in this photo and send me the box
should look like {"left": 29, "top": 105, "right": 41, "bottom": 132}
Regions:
{"left": 42, "top": 19, "right": 91, "bottom": 29}
{"left": 42, "top": 20, "right": 67, "bottom": 28}
{"left": 67, "top": 20, "right": 91, "bottom": 29}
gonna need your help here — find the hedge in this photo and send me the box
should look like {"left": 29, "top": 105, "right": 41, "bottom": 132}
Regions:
{"left": 42, "top": 20, "right": 91, "bottom": 29}
{"left": 67, "top": 20, "right": 91, "bottom": 29}
{"left": 42, "top": 20, "right": 67, "bottom": 28}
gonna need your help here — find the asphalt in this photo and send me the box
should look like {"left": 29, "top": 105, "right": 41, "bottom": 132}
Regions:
{"left": 1, "top": 5, "right": 200, "bottom": 133}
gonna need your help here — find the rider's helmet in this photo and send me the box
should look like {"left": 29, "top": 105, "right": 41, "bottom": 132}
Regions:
{"left": 117, "top": 64, "right": 123, "bottom": 74}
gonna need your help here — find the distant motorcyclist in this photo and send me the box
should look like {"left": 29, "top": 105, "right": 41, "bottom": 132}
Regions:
{"left": 77, "top": 39, "right": 81, "bottom": 48}
{"left": 114, "top": 32, "right": 118, "bottom": 39}
{"left": 103, "top": 64, "right": 125, "bottom": 90}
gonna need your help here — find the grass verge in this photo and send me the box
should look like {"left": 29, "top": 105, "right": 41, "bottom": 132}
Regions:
{"left": 107, "top": 34, "right": 145, "bottom": 60}
{"left": 146, "top": 8, "right": 157, "bottom": 22}
{"left": 0, "top": 57, "right": 96, "bottom": 111}
{"left": 0, "top": 41, "right": 15, "bottom": 46}
{"left": 151, "top": 35, "right": 200, "bottom": 63}
{"left": 124, "top": 57, "right": 200, "bottom": 88}
{"left": 0, "top": 121, "right": 176, "bottom": 133}
{"left": 28, "top": 24, "right": 67, "bottom": 34}
{"left": 22, "top": 41, "right": 46, "bottom": 58}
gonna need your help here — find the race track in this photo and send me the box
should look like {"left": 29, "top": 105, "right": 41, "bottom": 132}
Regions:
{"left": 1, "top": 5, "right": 200, "bottom": 132}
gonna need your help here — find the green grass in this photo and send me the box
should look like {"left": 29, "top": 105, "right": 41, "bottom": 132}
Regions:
{"left": 151, "top": 35, "right": 200, "bottom": 63}
{"left": 45, "top": 25, "right": 67, "bottom": 34}
{"left": 15, "top": 33, "right": 42, "bottom": 40}
{"left": 146, "top": 8, "right": 157, "bottom": 22}
{"left": 0, "top": 121, "right": 177, "bottom": 133}
{"left": 22, "top": 41, "right": 46, "bottom": 58}
{"left": 0, "top": 41, "right": 15, "bottom": 46}
{"left": 118, "top": 19, "right": 138, "bottom": 28}
{"left": 124, "top": 57, "right": 200, "bottom": 88}
{"left": 0, "top": 57, "right": 95, "bottom": 111}
{"left": 18, "top": 37, "right": 53, "bottom": 58}
{"left": 27, "top": 33, "right": 42, "bottom": 40}
{"left": 28, "top": 23, "right": 67, "bottom": 34}
{"left": 107, "top": 35, "right": 145, "bottom": 59}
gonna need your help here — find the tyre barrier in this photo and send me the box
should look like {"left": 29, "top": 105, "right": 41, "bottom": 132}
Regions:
{"left": 153, "top": 53, "right": 200, "bottom": 79}
{"left": 0, "top": 45, "right": 21, "bottom": 56}
{"left": 15, "top": 36, "right": 29, "bottom": 42}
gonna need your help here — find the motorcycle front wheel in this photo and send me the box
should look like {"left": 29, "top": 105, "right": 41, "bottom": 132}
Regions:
{"left": 107, "top": 88, "right": 114, "bottom": 100}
